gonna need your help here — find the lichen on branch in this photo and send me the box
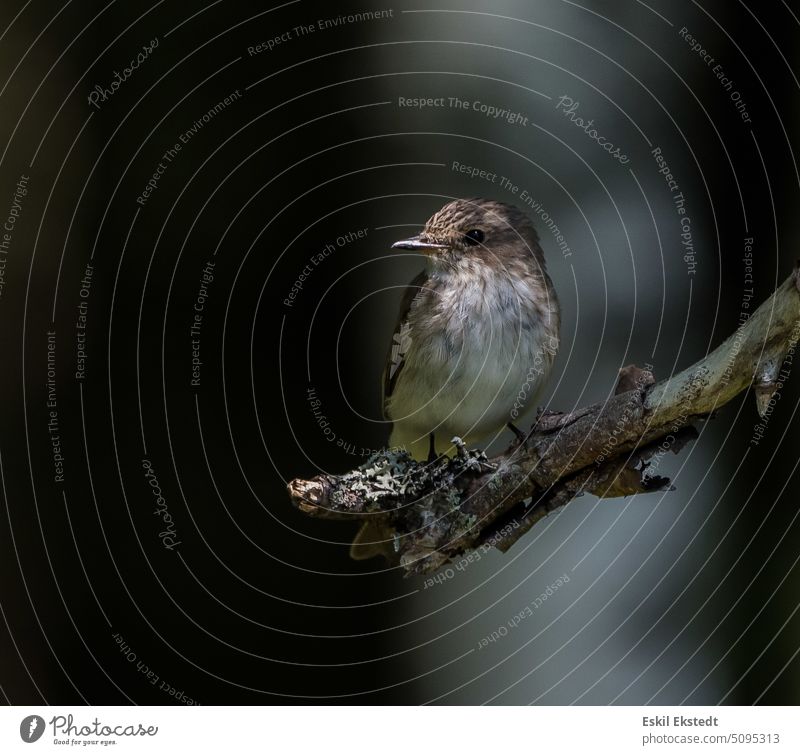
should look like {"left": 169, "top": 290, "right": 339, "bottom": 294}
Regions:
{"left": 288, "top": 268, "right": 800, "bottom": 576}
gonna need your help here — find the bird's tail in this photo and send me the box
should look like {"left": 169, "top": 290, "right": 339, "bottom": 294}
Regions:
{"left": 349, "top": 519, "right": 398, "bottom": 562}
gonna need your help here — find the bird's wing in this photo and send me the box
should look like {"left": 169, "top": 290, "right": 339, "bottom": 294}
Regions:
{"left": 381, "top": 270, "right": 428, "bottom": 419}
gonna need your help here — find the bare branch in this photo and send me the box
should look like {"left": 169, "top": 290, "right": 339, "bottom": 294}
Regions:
{"left": 287, "top": 268, "right": 800, "bottom": 575}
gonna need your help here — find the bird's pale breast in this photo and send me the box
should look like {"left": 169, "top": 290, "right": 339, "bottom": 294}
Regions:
{"left": 387, "top": 260, "right": 557, "bottom": 458}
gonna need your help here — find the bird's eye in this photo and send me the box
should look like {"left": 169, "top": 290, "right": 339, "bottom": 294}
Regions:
{"left": 463, "top": 229, "right": 485, "bottom": 246}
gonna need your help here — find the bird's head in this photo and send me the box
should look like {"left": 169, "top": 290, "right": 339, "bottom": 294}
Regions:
{"left": 391, "top": 198, "right": 544, "bottom": 267}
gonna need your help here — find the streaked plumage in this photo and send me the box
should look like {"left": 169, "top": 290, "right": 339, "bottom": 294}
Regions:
{"left": 384, "top": 198, "right": 560, "bottom": 459}
{"left": 351, "top": 198, "right": 560, "bottom": 561}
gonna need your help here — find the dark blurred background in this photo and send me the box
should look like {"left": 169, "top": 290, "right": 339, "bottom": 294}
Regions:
{"left": 0, "top": 0, "right": 798, "bottom": 704}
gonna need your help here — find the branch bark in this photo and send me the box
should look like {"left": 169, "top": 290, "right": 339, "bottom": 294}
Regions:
{"left": 288, "top": 268, "right": 800, "bottom": 575}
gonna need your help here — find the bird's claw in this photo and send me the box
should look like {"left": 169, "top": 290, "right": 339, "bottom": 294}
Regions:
{"left": 451, "top": 436, "right": 469, "bottom": 459}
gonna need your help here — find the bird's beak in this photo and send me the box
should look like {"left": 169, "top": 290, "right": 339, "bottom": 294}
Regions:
{"left": 391, "top": 235, "right": 448, "bottom": 253}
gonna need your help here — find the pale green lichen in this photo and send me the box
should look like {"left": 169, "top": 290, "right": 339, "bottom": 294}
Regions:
{"left": 329, "top": 446, "right": 496, "bottom": 526}
{"left": 332, "top": 450, "right": 430, "bottom": 508}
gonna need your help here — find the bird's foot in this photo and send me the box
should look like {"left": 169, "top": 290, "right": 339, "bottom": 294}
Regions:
{"left": 452, "top": 436, "right": 469, "bottom": 459}
{"left": 451, "top": 437, "right": 496, "bottom": 473}
{"left": 507, "top": 422, "right": 532, "bottom": 449}
{"left": 426, "top": 433, "right": 439, "bottom": 464}
{"left": 424, "top": 435, "right": 469, "bottom": 466}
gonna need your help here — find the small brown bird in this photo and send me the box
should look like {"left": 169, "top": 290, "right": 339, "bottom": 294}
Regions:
{"left": 351, "top": 198, "right": 560, "bottom": 560}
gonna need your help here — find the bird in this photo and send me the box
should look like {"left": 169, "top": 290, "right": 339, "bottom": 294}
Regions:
{"left": 350, "top": 197, "right": 560, "bottom": 560}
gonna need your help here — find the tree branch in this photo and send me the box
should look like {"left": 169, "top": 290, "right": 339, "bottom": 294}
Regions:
{"left": 288, "top": 268, "right": 800, "bottom": 575}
